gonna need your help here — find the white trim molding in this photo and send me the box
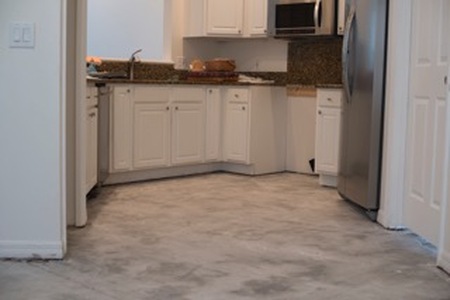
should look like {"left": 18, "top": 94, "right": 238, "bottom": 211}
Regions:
{"left": 378, "top": 0, "right": 412, "bottom": 229}
{"left": 0, "top": 241, "right": 64, "bottom": 260}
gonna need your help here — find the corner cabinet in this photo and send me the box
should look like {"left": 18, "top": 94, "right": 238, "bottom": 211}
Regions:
{"left": 315, "top": 88, "right": 343, "bottom": 187}
{"left": 223, "top": 86, "right": 287, "bottom": 174}
{"left": 185, "top": 0, "right": 268, "bottom": 37}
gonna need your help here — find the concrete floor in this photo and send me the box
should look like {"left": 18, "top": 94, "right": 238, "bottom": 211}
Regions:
{"left": 1, "top": 173, "right": 450, "bottom": 300}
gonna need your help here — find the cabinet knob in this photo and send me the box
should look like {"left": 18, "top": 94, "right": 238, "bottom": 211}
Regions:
{"left": 242, "top": 106, "right": 246, "bottom": 111}
{"left": 327, "top": 98, "right": 333, "bottom": 102}
{"left": 175, "top": 106, "right": 179, "bottom": 110}
{"left": 127, "top": 89, "right": 131, "bottom": 93}
{"left": 235, "top": 94, "right": 239, "bottom": 98}
{"left": 209, "top": 89, "right": 213, "bottom": 94}
{"left": 318, "top": 110, "right": 322, "bottom": 115}
{"left": 166, "top": 106, "right": 170, "bottom": 111}
{"left": 89, "top": 112, "right": 96, "bottom": 118}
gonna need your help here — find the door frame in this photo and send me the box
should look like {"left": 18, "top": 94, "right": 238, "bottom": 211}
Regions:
{"left": 74, "top": 0, "right": 88, "bottom": 227}
{"left": 437, "top": 18, "right": 450, "bottom": 272}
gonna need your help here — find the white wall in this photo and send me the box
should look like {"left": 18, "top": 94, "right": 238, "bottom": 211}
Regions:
{"left": 0, "top": 0, "right": 65, "bottom": 258}
{"left": 183, "top": 38, "right": 288, "bottom": 72}
{"left": 87, "top": 0, "right": 165, "bottom": 61}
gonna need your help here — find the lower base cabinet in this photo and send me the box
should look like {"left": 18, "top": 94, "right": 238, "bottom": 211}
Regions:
{"left": 315, "top": 88, "right": 343, "bottom": 187}
{"left": 107, "top": 84, "right": 286, "bottom": 183}
{"left": 86, "top": 84, "right": 98, "bottom": 194}
{"left": 133, "top": 102, "right": 171, "bottom": 169}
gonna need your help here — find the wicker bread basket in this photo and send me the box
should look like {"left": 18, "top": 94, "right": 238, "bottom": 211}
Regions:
{"left": 204, "top": 58, "right": 236, "bottom": 72}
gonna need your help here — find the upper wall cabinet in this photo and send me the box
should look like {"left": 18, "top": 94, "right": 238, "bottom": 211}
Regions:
{"left": 185, "top": 0, "right": 268, "bottom": 38}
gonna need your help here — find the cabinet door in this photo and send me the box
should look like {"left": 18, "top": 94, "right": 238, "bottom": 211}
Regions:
{"left": 315, "top": 107, "right": 341, "bottom": 174}
{"left": 86, "top": 107, "right": 98, "bottom": 193}
{"left": 171, "top": 103, "right": 205, "bottom": 165}
{"left": 205, "top": 88, "right": 222, "bottom": 161}
{"left": 133, "top": 103, "right": 171, "bottom": 169}
{"left": 247, "top": 0, "right": 268, "bottom": 36}
{"left": 224, "top": 102, "right": 250, "bottom": 164}
{"left": 111, "top": 87, "right": 132, "bottom": 172}
{"left": 206, "top": 0, "right": 244, "bottom": 35}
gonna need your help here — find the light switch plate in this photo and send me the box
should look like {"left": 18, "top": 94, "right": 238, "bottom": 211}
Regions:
{"left": 9, "top": 22, "right": 35, "bottom": 48}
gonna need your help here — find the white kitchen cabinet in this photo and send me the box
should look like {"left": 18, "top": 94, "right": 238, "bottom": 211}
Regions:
{"left": 223, "top": 88, "right": 250, "bottom": 164}
{"left": 205, "top": 88, "right": 222, "bottom": 161}
{"left": 185, "top": 0, "right": 268, "bottom": 37}
{"left": 133, "top": 103, "right": 171, "bottom": 169}
{"left": 171, "top": 87, "right": 206, "bottom": 165}
{"left": 315, "top": 88, "right": 343, "bottom": 187}
{"left": 86, "top": 84, "right": 98, "bottom": 193}
{"left": 110, "top": 86, "right": 133, "bottom": 172}
{"left": 132, "top": 86, "right": 171, "bottom": 169}
{"left": 247, "top": 0, "right": 268, "bottom": 36}
{"left": 206, "top": 0, "right": 244, "bottom": 35}
{"left": 223, "top": 86, "right": 286, "bottom": 174}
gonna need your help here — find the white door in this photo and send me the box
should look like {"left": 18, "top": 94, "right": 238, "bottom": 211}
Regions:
{"left": 133, "top": 103, "right": 171, "bottom": 169}
{"left": 206, "top": 0, "right": 244, "bottom": 35}
{"left": 224, "top": 102, "right": 250, "bottom": 164}
{"left": 205, "top": 88, "right": 222, "bottom": 161}
{"left": 111, "top": 86, "right": 133, "bottom": 172}
{"left": 171, "top": 102, "right": 205, "bottom": 165}
{"left": 315, "top": 107, "right": 341, "bottom": 175}
{"left": 247, "top": 0, "right": 268, "bottom": 36}
{"left": 404, "top": 0, "right": 449, "bottom": 245}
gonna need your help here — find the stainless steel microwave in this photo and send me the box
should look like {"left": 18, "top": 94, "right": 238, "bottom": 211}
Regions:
{"left": 268, "top": 0, "right": 336, "bottom": 38}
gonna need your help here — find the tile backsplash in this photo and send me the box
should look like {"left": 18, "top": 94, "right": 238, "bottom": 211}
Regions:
{"left": 287, "top": 37, "right": 343, "bottom": 85}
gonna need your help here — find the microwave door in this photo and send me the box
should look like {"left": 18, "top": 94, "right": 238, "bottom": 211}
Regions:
{"left": 275, "top": 2, "right": 317, "bottom": 35}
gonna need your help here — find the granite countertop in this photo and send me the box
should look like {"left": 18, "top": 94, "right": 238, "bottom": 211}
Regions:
{"left": 87, "top": 77, "right": 287, "bottom": 87}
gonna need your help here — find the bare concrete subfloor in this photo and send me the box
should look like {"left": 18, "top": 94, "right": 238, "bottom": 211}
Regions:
{"left": 1, "top": 173, "right": 450, "bottom": 300}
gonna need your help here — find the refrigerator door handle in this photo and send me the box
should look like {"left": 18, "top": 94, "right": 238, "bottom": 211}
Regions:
{"left": 342, "top": 5, "right": 356, "bottom": 103}
{"left": 314, "top": 0, "right": 322, "bottom": 29}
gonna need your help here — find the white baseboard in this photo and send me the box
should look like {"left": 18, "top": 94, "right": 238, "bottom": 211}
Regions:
{"left": 438, "top": 250, "right": 450, "bottom": 273}
{"left": 0, "top": 241, "right": 64, "bottom": 260}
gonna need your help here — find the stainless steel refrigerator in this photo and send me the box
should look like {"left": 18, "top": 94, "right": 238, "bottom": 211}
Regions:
{"left": 338, "top": 0, "right": 389, "bottom": 220}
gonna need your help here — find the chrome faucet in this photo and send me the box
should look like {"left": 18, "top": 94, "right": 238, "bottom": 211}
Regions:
{"left": 128, "top": 49, "right": 142, "bottom": 80}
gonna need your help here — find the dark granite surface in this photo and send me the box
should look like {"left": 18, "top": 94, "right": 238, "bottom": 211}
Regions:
{"left": 90, "top": 60, "right": 288, "bottom": 87}
{"left": 287, "top": 37, "right": 343, "bottom": 86}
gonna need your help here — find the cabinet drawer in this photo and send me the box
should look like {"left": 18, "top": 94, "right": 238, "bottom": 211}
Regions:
{"left": 227, "top": 88, "right": 249, "bottom": 103}
{"left": 317, "top": 89, "right": 342, "bottom": 108}
{"left": 134, "top": 86, "right": 170, "bottom": 103}
{"left": 172, "top": 87, "right": 206, "bottom": 102}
